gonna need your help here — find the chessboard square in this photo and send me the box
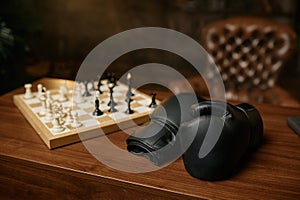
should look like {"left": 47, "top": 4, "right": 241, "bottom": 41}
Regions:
{"left": 134, "top": 106, "right": 151, "bottom": 113}
{"left": 131, "top": 102, "right": 142, "bottom": 108}
{"left": 137, "top": 99, "right": 150, "bottom": 106}
{"left": 24, "top": 98, "right": 40, "bottom": 104}
{"left": 72, "top": 109, "right": 86, "bottom": 116}
{"left": 66, "top": 124, "right": 77, "bottom": 131}
{"left": 99, "top": 94, "right": 109, "bottom": 99}
{"left": 116, "top": 105, "right": 127, "bottom": 111}
{"left": 113, "top": 92, "right": 123, "bottom": 97}
{"left": 46, "top": 122, "right": 53, "bottom": 129}
{"left": 72, "top": 105, "right": 80, "bottom": 110}
{"left": 97, "top": 115, "right": 114, "bottom": 124}
{"left": 78, "top": 114, "right": 93, "bottom": 121}
{"left": 29, "top": 102, "right": 42, "bottom": 108}
{"left": 61, "top": 102, "right": 72, "bottom": 108}
{"left": 84, "top": 107, "right": 94, "bottom": 113}
{"left": 82, "top": 119, "right": 98, "bottom": 127}
{"left": 33, "top": 107, "right": 43, "bottom": 114}
{"left": 133, "top": 96, "right": 144, "bottom": 101}
{"left": 110, "top": 112, "right": 129, "bottom": 120}
{"left": 79, "top": 102, "right": 93, "bottom": 109}
{"left": 52, "top": 94, "right": 60, "bottom": 100}
{"left": 115, "top": 84, "right": 127, "bottom": 91}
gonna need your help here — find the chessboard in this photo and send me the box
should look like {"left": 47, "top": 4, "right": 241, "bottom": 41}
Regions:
{"left": 13, "top": 78, "right": 159, "bottom": 149}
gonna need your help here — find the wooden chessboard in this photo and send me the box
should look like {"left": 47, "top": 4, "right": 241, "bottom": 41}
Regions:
{"left": 13, "top": 79, "right": 158, "bottom": 149}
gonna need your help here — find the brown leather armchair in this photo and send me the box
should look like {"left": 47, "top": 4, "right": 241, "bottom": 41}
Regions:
{"left": 198, "top": 16, "right": 299, "bottom": 107}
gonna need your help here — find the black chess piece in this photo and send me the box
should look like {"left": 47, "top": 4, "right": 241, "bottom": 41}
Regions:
{"left": 126, "top": 73, "right": 134, "bottom": 97}
{"left": 90, "top": 80, "right": 96, "bottom": 91}
{"left": 149, "top": 93, "right": 157, "bottom": 108}
{"left": 125, "top": 96, "right": 134, "bottom": 114}
{"left": 108, "top": 96, "right": 117, "bottom": 113}
{"left": 82, "top": 81, "right": 91, "bottom": 97}
{"left": 93, "top": 97, "right": 103, "bottom": 116}
{"left": 107, "top": 83, "right": 117, "bottom": 107}
{"left": 97, "top": 78, "right": 103, "bottom": 94}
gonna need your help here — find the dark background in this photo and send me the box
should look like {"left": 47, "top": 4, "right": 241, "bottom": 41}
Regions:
{"left": 0, "top": 0, "right": 299, "bottom": 100}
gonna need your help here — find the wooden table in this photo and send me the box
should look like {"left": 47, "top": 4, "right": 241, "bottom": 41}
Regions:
{"left": 1, "top": 78, "right": 300, "bottom": 199}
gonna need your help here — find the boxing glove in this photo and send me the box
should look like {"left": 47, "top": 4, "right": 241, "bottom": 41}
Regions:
{"left": 126, "top": 93, "right": 204, "bottom": 166}
{"left": 182, "top": 101, "right": 263, "bottom": 180}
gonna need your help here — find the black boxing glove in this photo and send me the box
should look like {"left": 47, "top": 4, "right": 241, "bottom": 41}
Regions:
{"left": 182, "top": 101, "right": 263, "bottom": 180}
{"left": 126, "top": 93, "right": 204, "bottom": 166}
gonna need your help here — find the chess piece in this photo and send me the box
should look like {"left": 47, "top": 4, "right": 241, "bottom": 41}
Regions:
{"left": 82, "top": 81, "right": 91, "bottom": 97}
{"left": 65, "top": 108, "right": 73, "bottom": 125}
{"left": 37, "top": 84, "right": 43, "bottom": 99}
{"left": 90, "top": 80, "right": 96, "bottom": 91}
{"left": 61, "top": 80, "right": 68, "bottom": 94}
{"left": 126, "top": 73, "right": 134, "bottom": 97}
{"left": 125, "top": 96, "right": 134, "bottom": 114}
{"left": 74, "top": 82, "right": 85, "bottom": 103}
{"left": 108, "top": 83, "right": 117, "bottom": 112}
{"left": 46, "top": 90, "right": 53, "bottom": 103}
{"left": 52, "top": 116, "right": 65, "bottom": 133}
{"left": 97, "top": 77, "right": 103, "bottom": 94}
{"left": 149, "top": 93, "right": 157, "bottom": 108}
{"left": 59, "top": 85, "right": 68, "bottom": 102}
{"left": 71, "top": 112, "right": 83, "bottom": 128}
{"left": 93, "top": 97, "right": 103, "bottom": 116}
{"left": 44, "top": 100, "right": 53, "bottom": 122}
{"left": 39, "top": 94, "right": 47, "bottom": 116}
{"left": 24, "top": 83, "right": 34, "bottom": 99}
{"left": 107, "top": 83, "right": 117, "bottom": 106}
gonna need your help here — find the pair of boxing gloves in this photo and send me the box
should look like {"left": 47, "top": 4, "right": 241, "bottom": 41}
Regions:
{"left": 126, "top": 93, "right": 263, "bottom": 180}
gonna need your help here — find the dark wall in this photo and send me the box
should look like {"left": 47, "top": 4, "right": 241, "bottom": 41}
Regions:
{"left": 0, "top": 0, "right": 299, "bottom": 94}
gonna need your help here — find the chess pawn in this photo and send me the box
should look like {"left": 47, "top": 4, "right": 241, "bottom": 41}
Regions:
{"left": 51, "top": 116, "right": 65, "bottom": 133}
{"left": 24, "top": 83, "right": 34, "bottom": 99}
{"left": 37, "top": 84, "right": 43, "bottom": 99}
{"left": 65, "top": 108, "right": 73, "bottom": 125}
{"left": 71, "top": 112, "right": 83, "bottom": 128}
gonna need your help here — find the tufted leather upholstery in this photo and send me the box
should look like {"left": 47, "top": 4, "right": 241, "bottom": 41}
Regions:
{"left": 201, "top": 17, "right": 297, "bottom": 105}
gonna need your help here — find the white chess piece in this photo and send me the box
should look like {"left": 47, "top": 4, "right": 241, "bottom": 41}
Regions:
{"left": 74, "top": 82, "right": 84, "bottom": 103}
{"left": 44, "top": 100, "right": 53, "bottom": 122}
{"left": 61, "top": 80, "right": 68, "bottom": 94}
{"left": 46, "top": 90, "right": 53, "bottom": 103}
{"left": 37, "top": 84, "right": 43, "bottom": 99}
{"left": 71, "top": 112, "right": 82, "bottom": 128}
{"left": 39, "top": 94, "right": 47, "bottom": 115}
{"left": 59, "top": 85, "right": 68, "bottom": 102}
{"left": 65, "top": 108, "right": 73, "bottom": 125}
{"left": 24, "top": 83, "right": 34, "bottom": 99}
{"left": 51, "top": 116, "right": 65, "bottom": 133}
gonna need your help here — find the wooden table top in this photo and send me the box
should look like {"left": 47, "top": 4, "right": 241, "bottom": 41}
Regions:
{"left": 1, "top": 78, "right": 300, "bottom": 199}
